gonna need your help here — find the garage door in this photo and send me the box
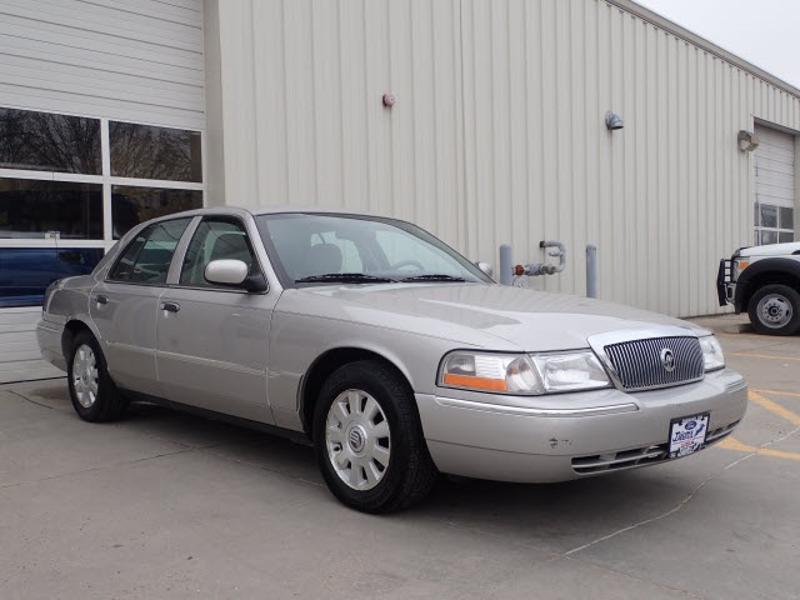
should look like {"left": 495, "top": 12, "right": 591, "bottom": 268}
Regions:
{"left": 0, "top": 0, "right": 205, "bottom": 313}
{"left": 0, "top": 0, "right": 205, "bottom": 130}
{"left": 0, "top": 0, "right": 206, "bottom": 385}
{"left": 754, "top": 125, "right": 796, "bottom": 245}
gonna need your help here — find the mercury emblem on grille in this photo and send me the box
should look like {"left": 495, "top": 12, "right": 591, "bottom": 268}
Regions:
{"left": 660, "top": 348, "right": 676, "bottom": 372}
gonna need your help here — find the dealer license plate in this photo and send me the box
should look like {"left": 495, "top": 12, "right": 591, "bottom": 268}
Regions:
{"left": 668, "top": 413, "right": 709, "bottom": 458}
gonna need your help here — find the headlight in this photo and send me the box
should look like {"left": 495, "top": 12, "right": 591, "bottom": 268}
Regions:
{"left": 732, "top": 258, "right": 749, "bottom": 280}
{"left": 699, "top": 335, "right": 725, "bottom": 372}
{"left": 530, "top": 350, "right": 612, "bottom": 393}
{"left": 438, "top": 350, "right": 610, "bottom": 395}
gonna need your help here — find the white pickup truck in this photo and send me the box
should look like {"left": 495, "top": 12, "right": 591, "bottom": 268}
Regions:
{"left": 718, "top": 241, "right": 800, "bottom": 335}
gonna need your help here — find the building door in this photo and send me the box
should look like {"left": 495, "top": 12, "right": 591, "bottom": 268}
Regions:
{"left": 754, "top": 124, "right": 796, "bottom": 245}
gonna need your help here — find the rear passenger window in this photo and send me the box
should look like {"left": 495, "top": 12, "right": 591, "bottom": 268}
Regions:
{"left": 109, "top": 218, "right": 191, "bottom": 284}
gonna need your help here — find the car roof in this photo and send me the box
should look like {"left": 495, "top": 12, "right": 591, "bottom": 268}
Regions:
{"left": 157, "top": 205, "right": 380, "bottom": 219}
{"left": 251, "top": 205, "right": 384, "bottom": 217}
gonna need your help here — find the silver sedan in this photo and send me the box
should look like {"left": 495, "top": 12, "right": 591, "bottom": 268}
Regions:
{"left": 38, "top": 207, "right": 747, "bottom": 512}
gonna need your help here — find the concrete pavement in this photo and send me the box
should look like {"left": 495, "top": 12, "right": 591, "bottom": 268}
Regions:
{"left": 1, "top": 315, "right": 799, "bottom": 599}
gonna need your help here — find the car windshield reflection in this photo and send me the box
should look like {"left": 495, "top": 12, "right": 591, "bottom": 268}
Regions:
{"left": 256, "top": 213, "right": 491, "bottom": 287}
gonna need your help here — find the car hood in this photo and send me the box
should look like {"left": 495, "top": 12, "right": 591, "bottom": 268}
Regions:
{"left": 289, "top": 283, "right": 708, "bottom": 351}
{"left": 739, "top": 241, "right": 800, "bottom": 257}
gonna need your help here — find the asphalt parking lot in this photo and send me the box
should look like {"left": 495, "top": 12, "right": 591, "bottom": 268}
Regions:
{"left": 1, "top": 315, "right": 799, "bottom": 599}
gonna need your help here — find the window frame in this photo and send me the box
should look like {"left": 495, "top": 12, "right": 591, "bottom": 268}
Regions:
{"left": 0, "top": 104, "right": 205, "bottom": 253}
{"left": 172, "top": 215, "right": 269, "bottom": 295}
{"left": 754, "top": 201, "right": 795, "bottom": 245}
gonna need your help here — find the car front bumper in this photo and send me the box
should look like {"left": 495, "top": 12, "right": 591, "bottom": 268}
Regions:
{"left": 416, "top": 368, "right": 747, "bottom": 483}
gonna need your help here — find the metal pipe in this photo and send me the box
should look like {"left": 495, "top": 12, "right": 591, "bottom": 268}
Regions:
{"left": 499, "top": 244, "right": 513, "bottom": 286}
{"left": 586, "top": 244, "right": 598, "bottom": 298}
{"left": 539, "top": 240, "right": 566, "bottom": 274}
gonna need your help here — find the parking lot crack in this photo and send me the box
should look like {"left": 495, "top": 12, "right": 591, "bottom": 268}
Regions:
{"left": 6, "top": 389, "right": 55, "bottom": 411}
{"left": 558, "top": 556, "right": 709, "bottom": 599}
{"left": 563, "top": 422, "right": 800, "bottom": 558}
{"left": 563, "top": 455, "right": 756, "bottom": 557}
{"left": 0, "top": 447, "right": 197, "bottom": 492}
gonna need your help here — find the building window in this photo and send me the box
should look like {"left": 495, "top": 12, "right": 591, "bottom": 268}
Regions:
{"left": 112, "top": 186, "right": 203, "bottom": 239}
{"left": 755, "top": 203, "right": 794, "bottom": 245}
{"left": 0, "top": 179, "right": 103, "bottom": 239}
{"left": 0, "top": 107, "right": 101, "bottom": 174}
{"left": 0, "top": 106, "right": 204, "bottom": 306}
{"left": 110, "top": 122, "right": 202, "bottom": 182}
{"left": 0, "top": 248, "right": 104, "bottom": 308}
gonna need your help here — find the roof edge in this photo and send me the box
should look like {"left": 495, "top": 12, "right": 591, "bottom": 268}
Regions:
{"left": 608, "top": 0, "right": 800, "bottom": 100}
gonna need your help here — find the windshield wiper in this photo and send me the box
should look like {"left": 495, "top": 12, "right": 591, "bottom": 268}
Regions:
{"left": 400, "top": 274, "right": 466, "bottom": 283}
{"left": 295, "top": 273, "right": 397, "bottom": 284}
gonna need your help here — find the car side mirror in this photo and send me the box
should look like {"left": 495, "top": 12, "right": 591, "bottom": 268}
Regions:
{"left": 205, "top": 259, "right": 249, "bottom": 286}
{"left": 204, "top": 259, "right": 269, "bottom": 293}
{"left": 476, "top": 261, "right": 494, "bottom": 278}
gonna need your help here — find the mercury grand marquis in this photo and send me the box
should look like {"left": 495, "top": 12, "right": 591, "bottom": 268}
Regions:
{"left": 37, "top": 207, "right": 748, "bottom": 512}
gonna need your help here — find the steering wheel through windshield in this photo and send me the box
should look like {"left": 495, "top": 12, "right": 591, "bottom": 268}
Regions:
{"left": 390, "top": 259, "right": 425, "bottom": 273}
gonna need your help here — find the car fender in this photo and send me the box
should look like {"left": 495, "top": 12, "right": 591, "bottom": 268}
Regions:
{"left": 46, "top": 276, "right": 105, "bottom": 354}
{"left": 267, "top": 310, "right": 467, "bottom": 431}
{"left": 734, "top": 257, "right": 800, "bottom": 311}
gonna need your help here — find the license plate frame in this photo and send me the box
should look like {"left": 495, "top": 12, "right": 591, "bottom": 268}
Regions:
{"left": 668, "top": 413, "right": 710, "bottom": 459}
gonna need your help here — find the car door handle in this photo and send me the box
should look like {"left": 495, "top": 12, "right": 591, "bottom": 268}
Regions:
{"left": 160, "top": 301, "right": 181, "bottom": 313}
{"left": 94, "top": 294, "right": 109, "bottom": 305}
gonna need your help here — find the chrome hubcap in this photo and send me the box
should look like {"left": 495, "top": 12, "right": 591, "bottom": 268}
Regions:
{"left": 325, "top": 389, "right": 391, "bottom": 491}
{"left": 757, "top": 294, "right": 793, "bottom": 328}
{"left": 72, "top": 344, "right": 99, "bottom": 408}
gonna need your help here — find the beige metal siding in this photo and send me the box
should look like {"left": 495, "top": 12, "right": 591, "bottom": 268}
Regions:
{"left": 0, "top": 0, "right": 205, "bottom": 129}
{"left": 209, "top": 0, "right": 800, "bottom": 317}
{"left": 209, "top": 0, "right": 465, "bottom": 249}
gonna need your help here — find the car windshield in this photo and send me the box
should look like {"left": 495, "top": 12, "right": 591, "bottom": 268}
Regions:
{"left": 255, "top": 213, "right": 492, "bottom": 286}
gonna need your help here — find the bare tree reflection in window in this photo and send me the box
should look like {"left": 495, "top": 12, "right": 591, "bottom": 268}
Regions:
{"left": 0, "top": 108, "right": 101, "bottom": 174}
{"left": 110, "top": 122, "right": 202, "bottom": 182}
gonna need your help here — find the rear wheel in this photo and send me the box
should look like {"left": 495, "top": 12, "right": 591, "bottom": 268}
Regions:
{"left": 67, "top": 331, "right": 127, "bottom": 422}
{"left": 747, "top": 284, "right": 800, "bottom": 336}
{"left": 313, "top": 360, "right": 437, "bottom": 513}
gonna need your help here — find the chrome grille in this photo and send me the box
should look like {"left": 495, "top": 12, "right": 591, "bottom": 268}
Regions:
{"left": 572, "top": 444, "right": 668, "bottom": 474}
{"left": 604, "top": 336, "right": 704, "bottom": 391}
{"left": 572, "top": 420, "right": 741, "bottom": 475}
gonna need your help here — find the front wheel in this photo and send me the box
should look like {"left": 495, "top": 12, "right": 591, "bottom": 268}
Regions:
{"left": 747, "top": 284, "right": 800, "bottom": 336}
{"left": 313, "top": 360, "right": 438, "bottom": 513}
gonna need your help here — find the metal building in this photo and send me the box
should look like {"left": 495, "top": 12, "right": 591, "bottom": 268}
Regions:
{"left": 1, "top": 0, "right": 799, "bottom": 328}
{"left": 204, "top": 0, "right": 800, "bottom": 318}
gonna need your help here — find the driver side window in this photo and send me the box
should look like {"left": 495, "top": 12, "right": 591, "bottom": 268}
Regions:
{"left": 180, "top": 219, "right": 257, "bottom": 287}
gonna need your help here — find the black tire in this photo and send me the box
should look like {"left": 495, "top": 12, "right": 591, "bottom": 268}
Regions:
{"left": 67, "top": 330, "right": 127, "bottom": 422}
{"left": 313, "top": 360, "right": 438, "bottom": 513}
{"left": 747, "top": 284, "right": 800, "bottom": 336}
